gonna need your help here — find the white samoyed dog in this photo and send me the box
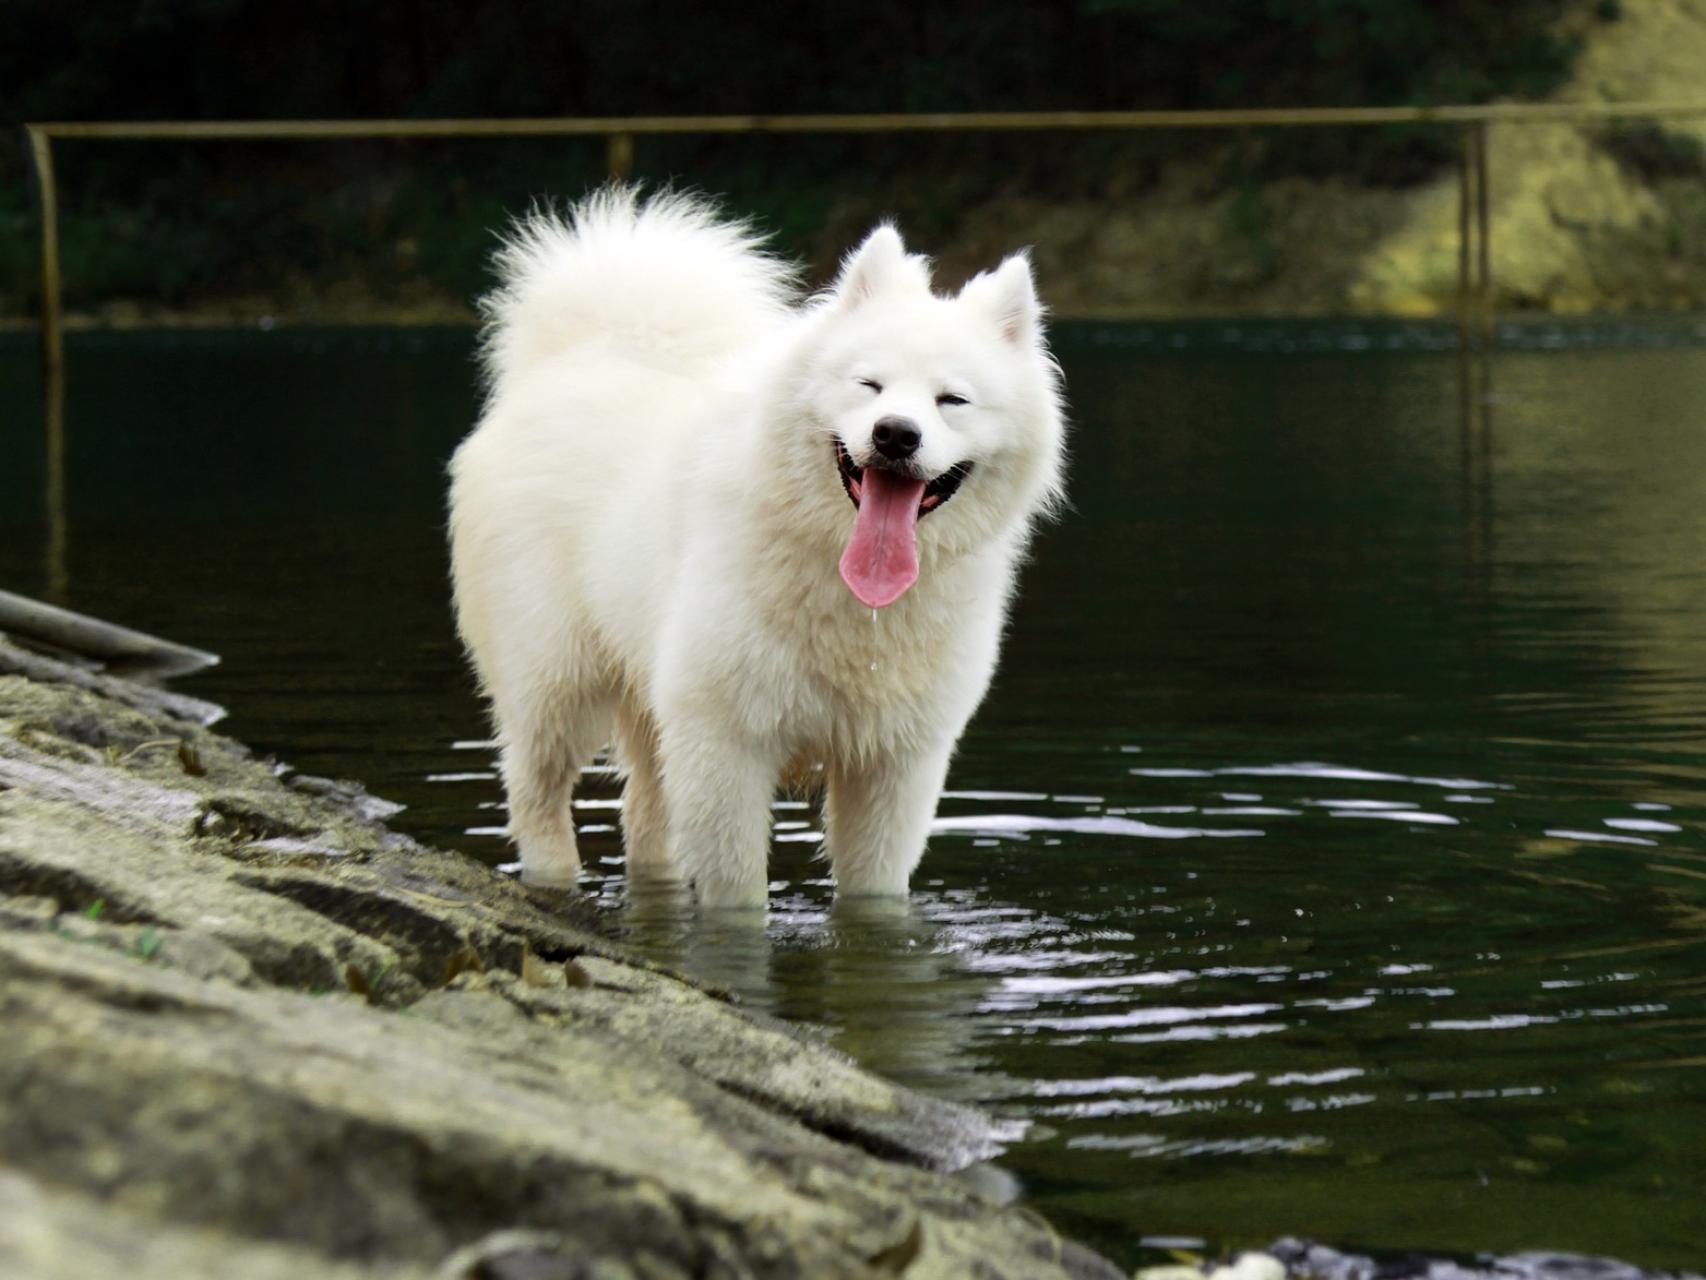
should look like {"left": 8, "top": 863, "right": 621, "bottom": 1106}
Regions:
{"left": 449, "top": 188, "right": 1066, "bottom": 908}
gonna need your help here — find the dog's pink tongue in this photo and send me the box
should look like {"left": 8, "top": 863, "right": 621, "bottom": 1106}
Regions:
{"left": 839, "top": 468, "right": 927, "bottom": 608}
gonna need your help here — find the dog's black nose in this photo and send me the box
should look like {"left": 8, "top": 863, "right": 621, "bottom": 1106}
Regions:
{"left": 872, "top": 415, "right": 921, "bottom": 461}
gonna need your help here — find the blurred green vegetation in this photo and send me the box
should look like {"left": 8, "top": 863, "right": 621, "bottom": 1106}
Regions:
{"left": 3, "top": 0, "right": 1588, "bottom": 317}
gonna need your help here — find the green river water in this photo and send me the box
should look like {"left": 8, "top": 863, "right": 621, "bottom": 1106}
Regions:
{"left": 3, "top": 320, "right": 1703, "bottom": 1270}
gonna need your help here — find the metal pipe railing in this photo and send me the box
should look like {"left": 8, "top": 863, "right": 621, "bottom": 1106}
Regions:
{"left": 23, "top": 100, "right": 1706, "bottom": 374}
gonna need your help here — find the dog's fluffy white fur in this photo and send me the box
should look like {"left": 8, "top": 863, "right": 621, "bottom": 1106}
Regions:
{"left": 449, "top": 189, "right": 1065, "bottom": 907}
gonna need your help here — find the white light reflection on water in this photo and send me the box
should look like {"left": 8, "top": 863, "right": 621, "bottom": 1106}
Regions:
{"left": 962, "top": 950, "right": 1135, "bottom": 973}
{"left": 1032, "top": 1071, "right": 1257, "bottom": 1097}
{"left": 1284, "top": 1092, "right": 1378, "bottom": 1112}
{"left": 436, "top": 744, "right": 1697, "bottom": 887}
{"left": 1269, "top": 1068, "right": 1365, "bottom": 1087}
{"left": 1419, "top": 1087, "right": 1550, "bottom": 1102}
{"left": 941, "top": 789, "right": 1051, "bottom": 801}
{"left": 1328, "top": 809, "right": 1459, "bottom": 825}
{"left": 930, "top": 813, "right": 1264, "bottom": 839}
{"left": 1104, "top": 1023, "right": 1290, "bottom": 1046}
{"left": 1542, "top": 827, "right": 1658, "bottom": 846}
{"left": 1066, "top": 1134, "right": 1327, "bottom": 1158}
{"left": 1023, "top": 1003, "right": 1282, "bottom": 1030}
{"left": 1302, "top": 798, "right": 1421, "bottom": 809}
{"left": 1420, "top": 1003, "right": 1668, "bottom": 1032}
{"left": 1044, "top": 1095, "right": 1249, "bottom": 1120}
{"left": 997, "top": 967, "right": 1291, "bottom": 996}
{"left": 1215, "top": 762, "right": 1510, "bottom": 790}
{"left": 1540, "top": 972, "right": 1636, "bottom": 990}
{"left": 1295, "top": 997, "right": 1376, "bottom": 1012}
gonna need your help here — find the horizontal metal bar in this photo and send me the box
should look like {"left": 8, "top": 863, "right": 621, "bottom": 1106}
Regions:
{"left": 27, "top": 100, "right": 1706, "bottom": 143}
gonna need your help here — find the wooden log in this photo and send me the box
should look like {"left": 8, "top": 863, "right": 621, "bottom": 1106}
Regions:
{"left": 0, "top": 590, "right": 219, "bottom": 681}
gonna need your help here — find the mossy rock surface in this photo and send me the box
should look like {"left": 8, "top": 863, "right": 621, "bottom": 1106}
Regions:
{"left": 0, "top": 645, "right": 1122, "bottom": 1280}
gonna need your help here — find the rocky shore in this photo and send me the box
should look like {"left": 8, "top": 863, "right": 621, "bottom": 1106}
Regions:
{"left": 0, "top": 637, "right": 1124, "bottom": 1279}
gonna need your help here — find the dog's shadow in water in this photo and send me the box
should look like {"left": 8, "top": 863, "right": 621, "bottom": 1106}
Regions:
{"left": 613, "top": 882, "right": 996, "bottom": 1098}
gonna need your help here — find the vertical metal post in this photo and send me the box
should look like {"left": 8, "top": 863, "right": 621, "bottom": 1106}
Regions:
{"left": 44, "top": 363, "right": 67, "bottom": 602}
{"left": 26, "top": 126, "right": 64, "bottom": 378}
{"left": 1457, "top": 126, "right": 1473, "bottom": 353}
{"left": 606, "top": 132, "right": 634, "bottom": 182}
{"left": 1474, "top": 121, "right": 1493, "bottom": 349}
{"left": 25, "top": 126, "right": 68, "bottom": 600}
{"left": 1458, "top": 123, "right": 1496, "bottom": 594}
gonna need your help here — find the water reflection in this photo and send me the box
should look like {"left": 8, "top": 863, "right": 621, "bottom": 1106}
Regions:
{"left": 611, "top": 881, "right": 997, "bottom": 1092}
{"left": 1459, "top": 345, "right": 1495, "bottom": 603}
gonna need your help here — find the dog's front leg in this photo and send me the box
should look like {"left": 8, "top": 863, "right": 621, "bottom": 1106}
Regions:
{"left": 659, "top": 718, "right": 779, "bottom": 909}
{"left": 825, "top": 739, "right": 954, "bottom": 897}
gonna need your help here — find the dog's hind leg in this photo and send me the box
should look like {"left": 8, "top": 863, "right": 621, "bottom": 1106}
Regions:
{"left": 614, "top": 704, "right": 678, "bottom": 885}
{"left": 824, "top": 739, "right": 954, "bottom": 897}
{"left": 497, "top": 682, "right": 613, "bottom": 888}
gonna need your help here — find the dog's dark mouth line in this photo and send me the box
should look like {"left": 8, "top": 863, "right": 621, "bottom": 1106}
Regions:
{"left": 834, "top": 440, "right": 972, "bottom": 515}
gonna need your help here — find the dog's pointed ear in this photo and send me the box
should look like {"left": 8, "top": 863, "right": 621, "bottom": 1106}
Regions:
{"left": 962, "top": 252, "right": 1041, "bottom": 347}
{"left": 831, "top": 224, "right": 910, "bottom": 309}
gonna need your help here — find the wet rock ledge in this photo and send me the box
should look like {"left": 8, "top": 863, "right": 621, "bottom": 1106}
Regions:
{"left": 0, "top": 636, "right": 1122, "bottom": 1280}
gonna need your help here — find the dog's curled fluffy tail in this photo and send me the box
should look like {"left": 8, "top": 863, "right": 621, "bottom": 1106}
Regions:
{"left": 478, "top": 187, "right": 797, "bottom": 394}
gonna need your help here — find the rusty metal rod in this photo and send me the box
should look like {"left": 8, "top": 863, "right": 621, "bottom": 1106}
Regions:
{"left": 43, "top": 343, "right": 65, "bottom": 604}
{"left": 1458, "top": 126, "right": 1473, "bottom": 353}
{"left": 26, "top": 100, "right": 1702, "bottom": 363}
{"left": 26, "top": 127, "right": 63, "bottom": 377}
{"left": 1475, "top": 122, "right": 1493, "bottom": 348}
{"left": 26, "top": 100, "right": 1706, "bottom": 141}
